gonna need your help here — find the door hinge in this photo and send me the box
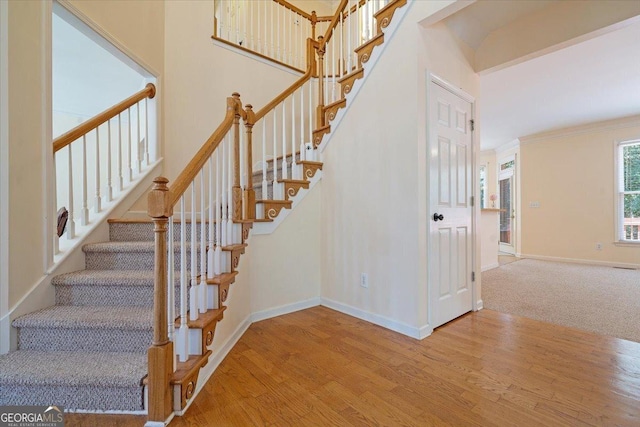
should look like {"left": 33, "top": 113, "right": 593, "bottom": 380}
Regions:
{"left": 470, "top": 119, "right": 475, "bottom": 131}
{"left": 471, "top": 196, "right": 474, "bottom": 207}
{"left": 471, "top": 271, "right": 476, "bottom": 282}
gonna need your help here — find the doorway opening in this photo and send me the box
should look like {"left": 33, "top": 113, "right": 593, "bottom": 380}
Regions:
{"left": 498, "top": 155, "right": 516, "bottom": 255}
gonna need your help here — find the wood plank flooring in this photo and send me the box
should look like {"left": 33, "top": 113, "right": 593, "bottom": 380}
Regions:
{"left": 66, "top": 306, "right": 640, "bottom": 426}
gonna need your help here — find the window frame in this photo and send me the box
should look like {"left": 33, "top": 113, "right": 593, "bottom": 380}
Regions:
{"left": 614, "top": 139, "right": 640, "bottom": 245}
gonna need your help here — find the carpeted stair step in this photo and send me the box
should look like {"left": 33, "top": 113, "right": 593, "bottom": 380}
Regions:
{"left": 13, "top": 306, "right": 152, "bottom": 353}
{"left": 0, "top": 350, "right": 146, "bottom": 411}
{"left": 84, "top": 241, "right": 206, "bottom": 271}
{"left": 109, "top": 220, "right": 213, "bottom": 242}
{"left": 53, "top": 270, "right": 183, "bottom": 308}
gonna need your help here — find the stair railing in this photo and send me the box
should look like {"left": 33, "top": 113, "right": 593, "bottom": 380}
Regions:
{"left": 146, "top": 34, "right": 319, "bottom": 424}
{"left": 212, "top": 0, "right": 332, "bottom": 71}
{"left": 315, "top": 0, "right": 401, "bottom": 133}
{"left": 52, "top": 83, "right": 157, "bottom": 254}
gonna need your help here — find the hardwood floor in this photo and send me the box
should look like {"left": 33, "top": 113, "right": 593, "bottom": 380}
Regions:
{"left": 66, "top": 306, "right": 640, "bottom": 426}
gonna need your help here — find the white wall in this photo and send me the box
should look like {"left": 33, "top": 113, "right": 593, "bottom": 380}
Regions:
{"left": 319, "top": 0, "right": 479, "bottom": 337}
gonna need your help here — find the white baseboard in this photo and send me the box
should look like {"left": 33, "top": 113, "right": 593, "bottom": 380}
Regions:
{"left": 251, "top": 297, "right": 321, "bottom": 323}
{"left": 481, "top": 263, "right": 500, "bottom": 272}
{"left": 320, "top": 297, "right": 423, "bottom": 340}
{"left": 417, "top": 324, "right": 432, "bottom": 340}
{"left": 475, "top": 299, "right": 484, "bottom": 311}
{"left": 520, "top": 253, "right": 639, "bottom": 270}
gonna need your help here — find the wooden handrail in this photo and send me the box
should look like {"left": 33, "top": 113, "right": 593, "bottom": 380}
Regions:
{"left": 273, "top": 0, "right": 313, "bottom": 21}
{"left": 53, "top": 83, "right": 156, "bottom": 153}
{"left": 254, "top": 37, "right": 318, "bottom": 122}
{"left": 168, "top": 94, "right": 243, "bottom": 207}
{"left": 322, "top": 0, "right": 350, "bottom": 47}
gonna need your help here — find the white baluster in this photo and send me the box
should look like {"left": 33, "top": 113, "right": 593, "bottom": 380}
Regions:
{"left": 332, "top": 27, "right": 336, "bottom": 103}
{"left": 257, "top": 0, "right": 261, "bottom": 53}
{"left": 249, "top": 0, "right": 254, "bottom": 50}
{"left": 145, "top": 98, "right": 150, "bottom": 166}
{"left": 221, "top": 136, "right": 228, "bottom": 247}
{"left": 226, "top": 134, "right": 234, "bottom": 243}
{"left": 242, "top": 0, "right": 247, "bottom": 48}
{"left": 94, "top": 127, "right": 101, "bottom": 213}
{"left": 190, "top": 181, "right": 198, "bottom": 321}
{"left": 235, "top": 0, "right": 240, "bottom": 44}
{"left": 137, "top": 101, "right": 142, "bottom": 174}
{"left": 347, "top": 0, "right": 352, "bottom": 72}
{"left": 66, "top": 145, "right": 75, "bottom": 239}
{"left": 128, "top": 108, "right": 133, "bottom": 182}
{"left": 81, "top": 135, "right": 89, "bottom": 226}
{"left": 226, "top": 0, "right": 231, "bottom": 40}
{"left": 270, "top": 1, "right": 274, "bottom": 58}
{"left": 276, "top": 2, "right": 281, "bottom": 61}
{"left": 272, "top": 109, "right": 278, "bottom": 199}
{"left": 177, "top": 196, "right": 189, "bottom": 362}
{"left": 292, "top": 90, "right": 297, "bottom": 179}
{"left": 214, "top": 148, "right": 222, "bottom": 275}
{"left": 340, "top": 12, "right": 344, "bottom": 78}
{"left": 281, "top": 102, "right": 287, "bottom": 180}
{"left": 300, "top": 84, "right": 305, "bottom": 162}
{"left": 288, "top": 8, "right": 293, "bottom": 65}
{"left": 208, "top": 156, "right": 215, "bottom": 279}
{"left": 167, "top": 214, "right": 175, "bottom": 370}
{"left": 105, "top": 119, "right": 112, "bottom": 203}
{"left": 262, "top": 118, "right": 268, "bottom": 199}
{"left": 308, "top": 79, "right": 312, "bottom": 145}
{"left": 199, "top": 170, "right": 207, "bottom": 314}
{"left": 117, "top": 113, "right": 123, "bottom": 192}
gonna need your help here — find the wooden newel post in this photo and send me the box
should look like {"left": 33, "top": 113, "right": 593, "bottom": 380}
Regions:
{"left": 311, "top": 11, "right": 317, "bottom": 40}
{"left": 232, "top": 93, "right": 243, "bottom": 222}
{"left": 147, "top": 176, "right": 174, "bottom": 423}
{"left": 316, "top": 36, "right": 326, "bottom": 128}
{"left": 243, "top": 105, "right": 256, "bottom": 220}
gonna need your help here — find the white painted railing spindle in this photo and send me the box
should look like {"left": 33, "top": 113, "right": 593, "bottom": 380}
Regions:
{"left": 214, "top": 149, "right": 222, "bottom": 275}
{"left": 94, "top": 128, "right": 101, "bottom": 213}
{"left": 167, "top": 214, "right": 175, "bottom": 369}
{"left": 66, "top": 146, "right": 75, "bottom": 239}
{"left": 190, "top": 181, "right": 198, "bottom": 322}
{"left": 117, "top": 114, "right": 123, "bottom": 192}
{"left": 178, "top": 196, "right": 188, "bottom": 362}
{"left": 105, "top": 119, "right": 112, "bottom": 203}
{"left": 262, "top": 119, "right": 268, "bottom": 199}
{"left": 281, "top": 103, "right": 287, "bottom": 180}
{"left": 272, "top": 109, "right": 278, "bottom": 199}
{"left": 207, "top": 156, "right": 215, "bottom": 279}
{"left": 128, "top": 108, "right": 133, "bottom": 182}
{"left": 81, "top": 135, "right": 89, "bottom": 226}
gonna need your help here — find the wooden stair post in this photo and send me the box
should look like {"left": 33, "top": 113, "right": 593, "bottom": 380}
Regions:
{"left": 315, "top": 36, "right": 326, "bottom": 130}
{"left": 232, "top": 93, "right": 243, "bottom": 222}
{"left": 147, "top": 177, "right": 174, "bottom": 423}
{"left": 243, "top": 104, "right": 256, "bottom": 220}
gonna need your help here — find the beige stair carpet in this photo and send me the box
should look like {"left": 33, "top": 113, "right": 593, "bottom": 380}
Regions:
{"left": 482, "top": 259, "right": 640, "bottom": 342}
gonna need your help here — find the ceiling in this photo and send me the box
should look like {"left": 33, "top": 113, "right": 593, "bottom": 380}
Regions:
{"left": 442, "top": 0, "right": 640, "bottom": 151}
{"left": 480, "top": 20, "right": 640, "bottom": 150}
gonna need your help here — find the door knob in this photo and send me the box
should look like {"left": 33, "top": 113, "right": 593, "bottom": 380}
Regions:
{"left": 433, "top": 213, "right": 444, "bottom": 222}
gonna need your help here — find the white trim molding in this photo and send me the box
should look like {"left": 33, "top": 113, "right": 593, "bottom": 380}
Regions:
{"left": 0, "top": 0, "right": 10, "bottom": 355}
{"left": 251, "top": 297, "right": 321, "bottom": 323}
{"left": 321, "top": 297, "right": 429, "bottom": 340}
{"left": 521, "top": 253, "right": 639, "bottom": 270}
{"left": 481, "top": 262, "right": 500, "bottom": 272}
{"left": 520, "top": 114, "right": 640, "bottom": 145}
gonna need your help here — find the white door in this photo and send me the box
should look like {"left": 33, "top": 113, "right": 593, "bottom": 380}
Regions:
{"left": 428, "top": 79, "right": 474, "bottom": 329}
{"left": 498, "top": 156, "right": 516, "bottom": 255}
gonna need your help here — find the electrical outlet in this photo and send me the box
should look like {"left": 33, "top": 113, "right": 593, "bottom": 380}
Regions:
{"left": 595, "top": 243, "right": 603, "bottom": 251}
{"left": 360, "top": 273, "right": 369, "bottom": 288}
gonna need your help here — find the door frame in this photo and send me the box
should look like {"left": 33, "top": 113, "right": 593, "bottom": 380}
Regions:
{"left": 425, "top": 73, "right": 480, "bottom": 334}
{"left": 498, "top": 154, "right": 517, "bottom": 255}
{"left": 0, "top": 0, "right": 9, "bottom": 354}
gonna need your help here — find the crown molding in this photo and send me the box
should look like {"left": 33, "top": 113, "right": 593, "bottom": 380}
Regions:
{"left": 520, "top": 114, "right": 640, "bottom": 145}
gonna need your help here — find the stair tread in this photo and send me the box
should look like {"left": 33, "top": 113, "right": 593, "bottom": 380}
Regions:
{"left": 338, "top": 67, "right": 364, "bottom": 84}
{"left": 221, "top": 243, "right": 248, "bottom": 251}
{"left": 313, "top": 124, "right": 331, "bottom": 132}
{"left": 278, "top": 179, "right": 309, "bottom": 184}
{"left": 299, "top": 160, "right": 323, "bottom": 166}
{"left": 176, "top": 307, "right": 226, "bottom": 329}
{"left": 324, "top": 98, "right": 346, "bottom": 109}
{"left": 52, "top": 270, "right": 185, "bottom": 287}
{"left": 256, "top": 199, "right": 292, "bottom": 205}
{"left": 13, "top": 305, "right": 153, "bottom": 330}
{"left": 0, "top": 350, "right": 146, "bottom": 387}
{"left": 355, "top": 32, "right": 384, "bottom": 52}
{"left": 84, "top": 241, "right": 243, "bottom": 253}
{"left": 204, "top": 271, "right": 238, "bottom": 285}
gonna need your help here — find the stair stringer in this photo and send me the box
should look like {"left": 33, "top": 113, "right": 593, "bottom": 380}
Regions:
{"left": 316, "top": 1, "right": 412, "bottom": 153}
{"left": 252, "top": 169, "right": 322, "bottom": 235}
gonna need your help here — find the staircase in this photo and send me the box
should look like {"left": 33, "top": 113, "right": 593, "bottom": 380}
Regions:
{"left": 0, "top": 0, "right": 408, "bottom": 421}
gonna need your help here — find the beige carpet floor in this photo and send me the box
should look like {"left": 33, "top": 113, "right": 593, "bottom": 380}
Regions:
{"left": 482, "top": 259, "right": 640, "bottom": 343}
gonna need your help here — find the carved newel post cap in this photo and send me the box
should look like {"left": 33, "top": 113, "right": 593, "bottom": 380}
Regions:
{"left": 245, "top": 104, "right": 253, "bottom": 110}
{"left": 232, "top": 92, "right": 241, "bottom": 99}
{"left": 148, "top": 176, "right": 172, "bottom": 218}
